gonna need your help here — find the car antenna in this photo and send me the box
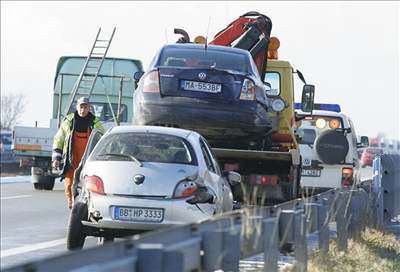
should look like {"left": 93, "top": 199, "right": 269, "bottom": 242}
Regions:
{"left": 205, "top": 16, "right": 211, "bottom": 51}
{"left": 164, "top": 28, "right": 169, "bottom": 44}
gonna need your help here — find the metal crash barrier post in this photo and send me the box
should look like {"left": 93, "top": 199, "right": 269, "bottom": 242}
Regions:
{"left": 263, "top": 216, "right": 279, "bottom": 272}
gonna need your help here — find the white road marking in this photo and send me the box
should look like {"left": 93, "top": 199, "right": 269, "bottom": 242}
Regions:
{"left": 1, "top": 238, "right": 66, "bottom": 258}
{"left": 1, "top": 195, "right": 32, "bottom": 200}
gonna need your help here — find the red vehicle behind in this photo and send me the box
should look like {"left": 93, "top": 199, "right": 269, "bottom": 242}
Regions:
{"left": 361, "top": 147, "right": 383, "bottom": 167}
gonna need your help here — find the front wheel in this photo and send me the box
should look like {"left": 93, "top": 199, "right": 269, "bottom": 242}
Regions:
{"left": 66, "top": 202, "right": 88, "bottom": 250}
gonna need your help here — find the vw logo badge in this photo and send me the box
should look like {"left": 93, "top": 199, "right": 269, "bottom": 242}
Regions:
{"left": 134, "top": 174, "right": 145, "bottom": 185}
{"left": 198, "top": 72, "right": 206, "bottom": 80}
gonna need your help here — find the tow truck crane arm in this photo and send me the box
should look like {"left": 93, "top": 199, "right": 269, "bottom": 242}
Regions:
{"left": 209, "top": 11, "right": 272, "bottom": 80}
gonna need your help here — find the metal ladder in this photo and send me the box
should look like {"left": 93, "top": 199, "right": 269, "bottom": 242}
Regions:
{"left": 63, "top": 27, "right": 116, "bottom": 118}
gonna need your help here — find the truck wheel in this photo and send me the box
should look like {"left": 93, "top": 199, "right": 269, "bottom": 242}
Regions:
{"left": 66, "top": 202, "right": 88, "bottom": 250}
{"left": 43, "top": 179, "right": 55, "bottom": 190}
{"left": 32, "top": 174, "right": 55, "bottom": 191}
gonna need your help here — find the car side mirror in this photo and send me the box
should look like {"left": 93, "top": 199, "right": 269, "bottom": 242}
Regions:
{"left": 224, "top": 171, "right": 241, "bottom": 186}
{"left": 301, "top": 84, "right": 315, "bottom": 113}
{"left": 358, "top": 136, "right": 369, "bottom": 148}
{"left": 134, "top": 71, "right": 144, "bottom": 82}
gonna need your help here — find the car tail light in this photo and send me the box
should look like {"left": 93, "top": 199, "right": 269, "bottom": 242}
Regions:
{"left": 142, "top": 70, "right": 160, "bottom": 93}
{"left": 249, "top": 175, "right": 278, "bottom": 186}
{"left": 239, "top": 79, "right": 255, "bottom": 100}
{"left": 173, "top": 180, "right": 198, "bottom": 199}
{"left": 341, "top": 168, "right": 353, "bottom": 188}
{"left": 85, "top": 175, "right": 105, "bottom": 195}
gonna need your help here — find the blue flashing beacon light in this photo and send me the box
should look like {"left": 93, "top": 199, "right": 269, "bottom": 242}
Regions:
{"left": 294, "top": 103, "right": 341, "bottom": 113}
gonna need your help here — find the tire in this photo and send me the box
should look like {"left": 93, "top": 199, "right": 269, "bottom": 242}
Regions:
{"left": 315, "top": 130, "right": 349, "bottom": 165}
{"left": 43, "top": 179, "right": 55, "bottom": 190}
{"left": 33, "top": 183, "right": 45, "bottom": 190}
{"left": 32, "top": 174, "right": 55, "bottom": 191}
{"left": 66, "top": 202, "right": 88, "bottom": 250}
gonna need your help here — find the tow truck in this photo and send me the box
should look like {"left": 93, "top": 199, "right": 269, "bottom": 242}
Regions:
{"left": 173, "top": 12, "right": 315, "bottom": 204}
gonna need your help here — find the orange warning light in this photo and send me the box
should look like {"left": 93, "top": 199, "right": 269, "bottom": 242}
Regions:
{"left": 267, "top": 37, "right": 280, "bottom": 59}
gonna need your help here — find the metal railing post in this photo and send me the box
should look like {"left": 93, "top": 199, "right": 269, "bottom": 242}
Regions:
{"left": 372, "top": 156, "right": 384, "bottom": 227}
{"left": 318, "top": 197, "right": 330, "bottom": 254}
{"left": 263, "top": 216, "right": 279, "bottom": 272}
{"left": 202, "top": 230, "right": 223, "bottom": 271}
{"left": 335, "top": 192, "right": 348, "bottom": 251}
{"left": 294, "top": 209, "right": 307, "bottom": 272}
{"left": 279, "top": 210, "right": 295, "bottom": 246}
{"left": 137, "top": 243, "right": 164, "bottom": 272}
{"left": 304, "top": 201, "right": 319, "bottom": 234}
{"left": 222, "top": 229, "right": 240, "bottom": 272}
{"left": 348, "top": 188, "right": 369, "bottom": 239}
{"left": 163, "top": 251, "right": 184, "bottom": 272}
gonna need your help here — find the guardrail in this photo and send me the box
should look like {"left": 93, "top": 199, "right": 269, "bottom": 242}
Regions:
{"left": 5, "top": 154, "right": 399, "bottom": 272}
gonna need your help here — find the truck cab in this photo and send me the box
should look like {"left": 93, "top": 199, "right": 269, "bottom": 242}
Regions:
{"left": 264, "top": 59, "right": 297, "bottom": 148}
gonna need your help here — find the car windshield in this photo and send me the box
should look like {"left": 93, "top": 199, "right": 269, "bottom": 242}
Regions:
{"left": 157, "top": 47, "right": 249, "bottom": 74}
{"left": 90, "top": 132, "right": 197, "bottom": 165}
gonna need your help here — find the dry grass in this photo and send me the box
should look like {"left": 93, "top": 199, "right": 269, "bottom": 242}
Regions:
{"left": 307, "top": 227, "right": 400, "bottom": 272}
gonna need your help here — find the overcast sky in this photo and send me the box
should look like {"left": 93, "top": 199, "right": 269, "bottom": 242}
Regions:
{"left": 1, "top": 1, "right": 399, "bottom": 140}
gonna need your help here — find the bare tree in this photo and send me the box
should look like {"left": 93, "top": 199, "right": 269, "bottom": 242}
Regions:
{"left": 1, "top": 93, "right": 26, "bottom": 130}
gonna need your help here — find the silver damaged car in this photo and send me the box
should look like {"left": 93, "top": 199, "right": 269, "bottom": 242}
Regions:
{"left": 66, "top": 125, "right": 240, "bottom": 250}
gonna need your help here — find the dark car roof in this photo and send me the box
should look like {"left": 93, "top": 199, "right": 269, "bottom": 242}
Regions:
{"left": 161, "top": 43, "right": 251, "bottom": 56}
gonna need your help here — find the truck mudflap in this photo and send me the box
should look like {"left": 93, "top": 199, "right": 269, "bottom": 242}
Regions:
{"left": 213, "top": 148, "right": 300, "bottom": 165}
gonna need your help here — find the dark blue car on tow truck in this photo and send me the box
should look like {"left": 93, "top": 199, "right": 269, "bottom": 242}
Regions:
{"left": 133, "top": 43, "right": 272, "bottom": 149}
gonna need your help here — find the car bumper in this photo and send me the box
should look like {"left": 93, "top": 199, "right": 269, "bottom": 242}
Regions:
{"left": 134, "top": 97, "right": 271, "bottom": 141}
{"left": 84, "top": 193, "right": 213, "bottom": 231}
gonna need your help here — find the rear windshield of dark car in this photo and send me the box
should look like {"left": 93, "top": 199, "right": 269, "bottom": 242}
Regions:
{"left": 157, "top": 47, "right": 249, "bottom": 74}
{"left": 90, "top": 132, "right": 198, "bottom": 165}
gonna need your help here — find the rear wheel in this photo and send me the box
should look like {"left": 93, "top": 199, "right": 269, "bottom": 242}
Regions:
{"left": 66, "top": 202, "right": 88, "bottom": 250}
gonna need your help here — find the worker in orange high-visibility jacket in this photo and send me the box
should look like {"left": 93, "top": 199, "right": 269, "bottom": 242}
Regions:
{"left": 52, "top": 97, "right": 105, "bottom": 209}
